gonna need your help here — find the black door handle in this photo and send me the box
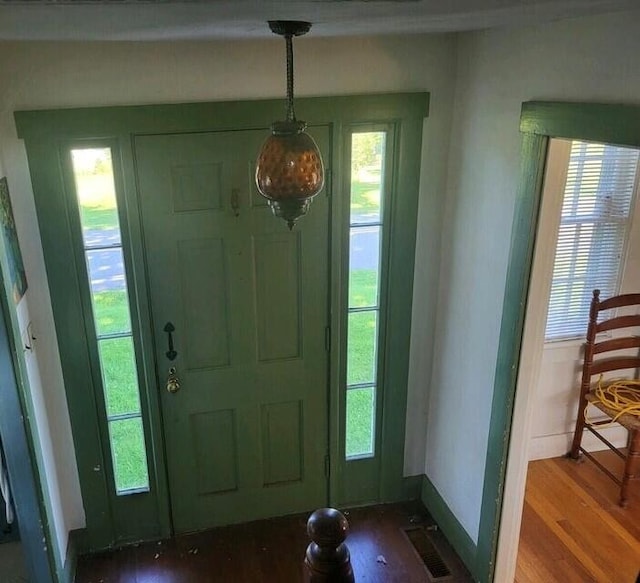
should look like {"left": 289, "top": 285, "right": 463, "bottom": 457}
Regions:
{"left": 164, "top": 322, "right": 177, "bottom": 361}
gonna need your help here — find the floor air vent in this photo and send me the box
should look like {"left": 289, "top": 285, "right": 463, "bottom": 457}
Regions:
{"left": 403, "top": 527, "right": 453, "bottom": 581}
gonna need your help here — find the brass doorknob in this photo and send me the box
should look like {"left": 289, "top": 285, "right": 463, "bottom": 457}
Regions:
{"left": 166, "top": 366, "right": 180, "bottom": 394}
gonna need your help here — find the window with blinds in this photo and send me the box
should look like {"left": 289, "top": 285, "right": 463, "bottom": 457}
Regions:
{"left": 545, "top": 141, "right": 640, "bottom": 340}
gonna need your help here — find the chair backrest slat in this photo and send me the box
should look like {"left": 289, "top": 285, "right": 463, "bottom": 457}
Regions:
{"left": 598, "top": 293, "right": 640, "bottom": 311}
{"left": 589, "top": 357, "right": 640, "bottom": 377}
{"left": 594, "top": 336, "right": 640, "bottom": 354}
{"left": 596, "top": 315, "right": 640, "bottom": 334}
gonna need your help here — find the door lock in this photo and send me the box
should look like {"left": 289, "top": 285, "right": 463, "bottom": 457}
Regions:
{"left": 166, "top": 366, "right": 181, "bottom": 394}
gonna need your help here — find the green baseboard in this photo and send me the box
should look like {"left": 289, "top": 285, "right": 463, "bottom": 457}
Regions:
{"left": 62, "top": 528, "right": 87, "bottom": 583}
{"left": 400, "top": 474, "right": 423, "bottom": 500}
{"left": 420, "top": 475, "right": 478, "bottom": 578}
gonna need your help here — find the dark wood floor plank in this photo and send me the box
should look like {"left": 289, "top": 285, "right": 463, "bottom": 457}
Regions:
{"left": 75, "top": 545, "right": 137, "bottom": 583}
{"left": 344, "top": 505, "right": 426, "bottom": 583}
{"left": 76, "top": 501, "right": 472, "bottom": 583}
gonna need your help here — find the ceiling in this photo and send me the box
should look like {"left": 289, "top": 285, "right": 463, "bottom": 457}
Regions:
{"left": 0, "top": 0, "right": 635, "bottom": 41}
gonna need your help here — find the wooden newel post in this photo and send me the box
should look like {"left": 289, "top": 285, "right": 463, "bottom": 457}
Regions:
{"left": 304, "top": 508, "right": 355, "bottom": 583}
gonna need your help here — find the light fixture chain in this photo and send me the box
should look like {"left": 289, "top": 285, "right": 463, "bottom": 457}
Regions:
{"left": 257, "top": 21, "right": 324, "bottom": 228}
{"left": 285, "top": 33, "right": 295, "bottom": 122}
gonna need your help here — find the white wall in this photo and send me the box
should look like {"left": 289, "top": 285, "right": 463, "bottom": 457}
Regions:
{"left": 406, "top": 50, "right": 457, "bottom": 477}
{"left": 0, "top": 128, "right": 84, "bottom": 568}
{"left": 425, "top": 8, "right": 640, "bottom": 545}
{"left": 0, "top": 33, "right": 457, "bottom": 556}
{"left": 0, "top": 146, "right": 71, "bottom": 566}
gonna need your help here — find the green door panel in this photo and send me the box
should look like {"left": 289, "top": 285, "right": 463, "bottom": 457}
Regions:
{"left": 134, "top": 128, "right": 331, "bottom": 531}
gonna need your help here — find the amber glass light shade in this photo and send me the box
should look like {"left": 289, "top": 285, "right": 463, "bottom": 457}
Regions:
{"left": 255, "top": 120, "right": 324, "bottom": 229}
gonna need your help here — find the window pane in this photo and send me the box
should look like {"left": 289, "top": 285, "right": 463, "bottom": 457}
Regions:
{"left": 92, "top": 289, "right": 132, "bottom": 337}
{"left": 99, "top": 337, "right": 141, "bottom": 417}
{"left": 72, "top": 148, "right": 121, "bottom": 246}
{"left": 350, "top": 132, "right": 385, "bottom": 225}
{"left": 87, "top": 248, "right": 131, "bottom": 336}
{"left": 109, "top": 417, "right": 150, "bottom": 494}
{"left": 86, "top": 247, "right": 126, "bottom": 293}
{"left": 349, "top": 226, "right": 380, "bottom": 308}
{"left": 347, "top": 311, "right": 377, "bottom": 385}
{"left": 346, "top": 387, "right": 375, "bottom": 458}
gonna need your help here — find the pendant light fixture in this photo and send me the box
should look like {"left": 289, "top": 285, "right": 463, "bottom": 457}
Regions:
{"left": 255, "top": 20, "right": 325, "bottom": 230}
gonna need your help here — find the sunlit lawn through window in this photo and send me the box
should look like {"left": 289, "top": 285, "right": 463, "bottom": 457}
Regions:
{"left": 345, "top": 270, "right": 378, "bottom": 456}
{"left": 77, "top": 173, "right": 120, "bottom": 230}
{"left": 346, "top": 388, "right": 375, "bottom": 457}
{"left": 345, "top": 147, "right": 384, "bottom": 458}
{"left": 74, "top": 155, "right": 149, "bottom": 494}
{"left": 350, "top": 169, "right": 381, "bottom": 222}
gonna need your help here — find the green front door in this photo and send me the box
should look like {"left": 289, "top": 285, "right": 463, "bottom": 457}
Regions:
{"left": 135, "top": 128, "right": 330, "bottom": 532}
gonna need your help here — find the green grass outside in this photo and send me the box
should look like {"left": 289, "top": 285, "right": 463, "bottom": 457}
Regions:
{"left": 99, "top": 337, "right": 141, "bottom": 417}
{"left": 347, "top": 311, "right": 377, "bottom": 385}
{"left": 80, "top": 206, "right": 119, "bottom": 231}
{"left": 349, "top": 268, "right": 378, "bottom": 308}
{"left": 76, "top": 173, "right": 120, "bottom": 231}
{"left": 93, "top": 290, "right": 131, "bottom": 335}
{"left": 346, "top": 388, "right": 375, "bottom": 457}
{"left": 350, "top": 174, "right": 381, "bottom": 223}
{"left": 344, "top": 160, "right": 383, "bottom": 456}
{"left": 109, "top": 418, "right": 149, "bottom": 492}
{"left": 345, "top": 270, "right": 378, "bottom": 456}
{"left": 92, "top": 290, "right": 148, "bottom": 491}
{"left": 93, "top": 290, "right": 140, "bottom": 416}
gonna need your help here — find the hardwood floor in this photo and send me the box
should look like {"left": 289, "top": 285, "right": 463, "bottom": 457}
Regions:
{"left": 76, "top": 501, "right": 472, "bottom": 582}
{"left": 516, "top": 450, "right": 640, "bottom": 583}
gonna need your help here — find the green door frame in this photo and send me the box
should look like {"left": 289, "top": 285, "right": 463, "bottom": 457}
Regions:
{"left": 15, "top": 92, "right": 429, "bottom": 551}
{"left": 475, "top": 101, "right": 640, "bottom": 582}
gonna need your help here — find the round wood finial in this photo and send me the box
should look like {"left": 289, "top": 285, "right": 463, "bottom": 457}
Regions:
{"left": 304, "top": 508, "right": 354, "bottom": 582}
{"left": 307, "top": 507, "right": 349, "bottom": 546}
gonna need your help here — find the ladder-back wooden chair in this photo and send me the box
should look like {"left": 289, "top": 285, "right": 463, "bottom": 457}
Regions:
{"left": 569, "top": 289, "right": 640, "bottom": 507}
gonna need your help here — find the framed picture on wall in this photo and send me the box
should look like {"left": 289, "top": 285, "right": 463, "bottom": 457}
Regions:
{"left": 0, "top": 177, "right": 28, "bottom": 304}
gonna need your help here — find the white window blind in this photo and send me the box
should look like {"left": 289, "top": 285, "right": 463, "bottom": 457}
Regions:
{"left": 545, "top": 140, "right": 640, "bottom": 341}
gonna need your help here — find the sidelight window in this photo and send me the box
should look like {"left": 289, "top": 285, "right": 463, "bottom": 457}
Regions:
{"left": 71, "top": 148, "right": 150, "bottom": 495}
{"left": 345, "top": 131, "right": 386, "bottom": 459}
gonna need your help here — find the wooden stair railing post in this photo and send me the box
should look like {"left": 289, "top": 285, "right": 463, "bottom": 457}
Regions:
{"left": 304, "top": 508, "right": 355, "bottom": 582}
